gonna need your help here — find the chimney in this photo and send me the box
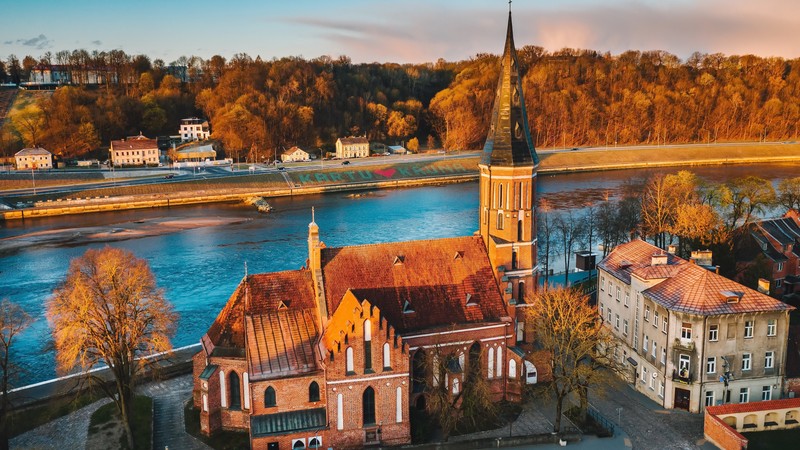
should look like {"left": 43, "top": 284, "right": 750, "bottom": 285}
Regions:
{"left": 651, "top": 252, "right": 668, "bottom": 266}
{"left": 667, "top": 244, "right": 677, "bottom": 254}
{"left": 690, "top": 250, "right": 713, "bottom": 267}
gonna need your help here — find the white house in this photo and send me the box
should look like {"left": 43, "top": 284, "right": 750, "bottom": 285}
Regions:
{"left": 180, "top": 118, "right": 210, "bottom": 142}
{"left": 15, "top": 148, "right": 52, "bottom": 169}
{"left": 281, "top": 147, "right": 310, "bottom": 163}
{"left": 335, "top": 137, "right": 369, "bottom": 159}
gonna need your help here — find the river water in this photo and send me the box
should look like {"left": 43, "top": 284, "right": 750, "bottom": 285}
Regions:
{"left": 1, "top": 163, "right": 797, "bottom": 384}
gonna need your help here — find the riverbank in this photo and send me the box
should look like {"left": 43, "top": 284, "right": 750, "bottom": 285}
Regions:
{"left": 2, "top": 142, "right": 798, "bottom": 220}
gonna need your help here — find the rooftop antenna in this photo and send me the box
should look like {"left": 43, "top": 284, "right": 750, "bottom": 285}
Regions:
{"left": 244, "top": 261, "right": 248, "bottom": 278}
{"left": 509, "top": 0, "right": 512, "bottom": 12}
{"left": 312, "top": 206, "right": 315, "bottom": 224}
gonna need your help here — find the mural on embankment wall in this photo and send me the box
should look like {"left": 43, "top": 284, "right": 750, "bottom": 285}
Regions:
{"left": 289, "top": 161, "right": 475, "bottom": 186}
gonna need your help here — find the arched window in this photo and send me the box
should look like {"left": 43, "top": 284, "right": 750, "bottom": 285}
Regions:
{"left": 363, "top": 387, "right": 376, "bottom": 426}
{"left": 346, "top": 347, "right": 354, "bottom": 373}
{"left": 292, "top": 439, "right": 306, "bottom": 449}
{"left": 498, "top": 184, "right": 504, "bottom": 209}
{"left": 511, "top": 251, "right": 517, "bottom": 270}
{"left": 309, "top": 437, "right": 322, "bottom": 449}
{"left": 509, "top": 359, "right": 517, "bottom": 378}
{"left": 309, "top": 381, "right": 320, "bottom": 402}
{"left": 517, "top": 218, "right": 524, "bottom": 241}
{"left": 336, "top": 393, "right": 344, "bottom": 430}
{"left": 497, "top": 212, "right": 504, "bottom": 230}
{"left": 229, "top": 371, "right": 241, "bottom": 410}
{"left": 452, "top": 377, "right": 460, "bottom": 394}
{"left": 395, "top": 387, "right": 403, "bottom": 423}
{"left": 518, "top": 282, "right": 526, "bottom": 304}
{"left": 363, "top": 320, "right": 372, "bottom": 371}
{"left": 496, "top": 346, "right": 503, "bottom": 378}
{"left": 488, "top": 347, "right": 495, "bottom": 379}
{"left": 265, "top": 386, "right": 276, "bottom": 407}
{"left": 383, "top": 342, "right": 391, "bottom": 370}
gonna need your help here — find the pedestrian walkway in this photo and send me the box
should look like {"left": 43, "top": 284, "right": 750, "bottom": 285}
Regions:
{"left": 139, "top": 374, "right": 211, "bottom": 450}
{"left": 10, "top": 398, "right": 111, "bottom": 450}
{"left": 450, "top": 399, "right": 554, "bottom": 443}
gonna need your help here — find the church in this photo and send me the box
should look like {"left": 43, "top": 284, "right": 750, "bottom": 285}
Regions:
{"left": 192, "top": 11, "right": 542, "bottom": 450}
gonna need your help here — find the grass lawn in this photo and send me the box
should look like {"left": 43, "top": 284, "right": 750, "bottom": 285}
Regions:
{"left": 184, "top": 400, "right": 249, "bottom": 450}
{"left": 8, "top": 389, "right": 105, "bottom": 438}
{"left": 743, "top": 428, "right": 800, "bottom": 449}
{"left": 88, "top": 395, "right": 152, "bottom": 450}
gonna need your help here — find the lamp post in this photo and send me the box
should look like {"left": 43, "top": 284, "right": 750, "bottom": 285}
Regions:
{"left": 31, "top": 166, "right": 36, "bottom": 194}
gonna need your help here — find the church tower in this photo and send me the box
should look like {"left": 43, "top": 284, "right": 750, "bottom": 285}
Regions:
{"left": 479, "top": 10, "right": 539, "bottom": 310}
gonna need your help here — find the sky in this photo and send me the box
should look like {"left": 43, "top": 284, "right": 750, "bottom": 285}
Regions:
{"left": 2, "top": 0, "right": 800, "bottom": 65}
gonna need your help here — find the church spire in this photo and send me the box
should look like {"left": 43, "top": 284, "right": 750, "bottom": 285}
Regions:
{"left": 480, "top": 10, "right": 539, "bottom": 167}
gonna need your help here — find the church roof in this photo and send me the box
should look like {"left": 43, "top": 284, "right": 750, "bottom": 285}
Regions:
{"left": 202, "top": 270, "right": 317, "bottom": 354}
{"left": 246, "top": 309, "right": 320, "bottom": 381}
{"left": 320, "top": 236, "right": 508, "bottom": 333}
{"left": 480, "top": 12, "right": 539, "bottom": 168}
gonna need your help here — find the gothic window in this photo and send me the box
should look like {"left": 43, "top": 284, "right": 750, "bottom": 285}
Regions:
{"left": 309, "top": 381, "right": 320, "bottom": 402}
{"left": 362, "top": 387, "right": 376, "bottom": 426}
{"left": 265, "top": 386, "right": 276, "bottom": 407}
{"left": 346, "top": 347, "right": 355, "bottom": 374}
{"left": 497, "top": 212, "right": 504, "bottom": 230}
{"left": 514, "top": 122, "right": 522, "bottom": 139}
{"left": 229, "top": 371, "right": 241, "bottom": 410}
{"left": 518, "top": 282, "right": 526, "bottom": 303}
{"left": 383, "top": 342, "right": 391, "bottom": 370}
{"left": 364, "top": 320, "right": 372, "bottom": 371}
{"left": 511, "top": 251, "right": 517, "bottom": 270}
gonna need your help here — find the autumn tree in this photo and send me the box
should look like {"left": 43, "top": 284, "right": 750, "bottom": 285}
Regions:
{"left": 524, "top": 287, "right": 619, "bottom": 432}
{"left": 720, "top": 176, "right": 776, "bottom": 230}
{"left": 8, "top": 104, "right": 44, "bottom": 148}
{"left": 0, "top": 300, "right": 32, "bottom": 450}
{"left": 777, "top": 177, "right": 800, "bottom": 212}
{"left": 48, "top": 247, "right": 177, "bottom": 449}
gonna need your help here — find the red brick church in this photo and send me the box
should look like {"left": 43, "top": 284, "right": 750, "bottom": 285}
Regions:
{"left": 192, "top": 11, "right": 543, "bottom": 450}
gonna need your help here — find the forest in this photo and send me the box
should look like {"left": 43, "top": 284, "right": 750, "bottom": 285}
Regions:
{"left": 2, "top": 45, "right": 800, "bottom": 160}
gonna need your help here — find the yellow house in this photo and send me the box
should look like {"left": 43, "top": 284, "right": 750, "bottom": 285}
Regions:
{"left": 335, "top": 137, "right": 369, "bottom": 159}
{"left": 15, "top": 147, "right": 52, "bottom": 169}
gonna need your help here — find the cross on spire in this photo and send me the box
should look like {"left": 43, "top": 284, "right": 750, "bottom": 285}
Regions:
{"left": 509, "top": 0, "right": 512, "bottom": 13}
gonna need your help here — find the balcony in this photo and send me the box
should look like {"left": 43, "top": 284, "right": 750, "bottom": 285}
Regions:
{"left": 672, "top": 368, "right": 694, "bottom": 384}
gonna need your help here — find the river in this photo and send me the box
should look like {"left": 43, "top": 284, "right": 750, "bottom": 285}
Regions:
{"left": 0, "top": 163, "right": 797, "bottom": 384}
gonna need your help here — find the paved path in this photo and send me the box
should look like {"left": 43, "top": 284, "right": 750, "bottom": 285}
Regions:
{"left": 139, "top": 374, "right": 211, "bottom": 450}
{"left": 12, "top": 374, "right": 209, "bottom": 450}
{"left": 450, "top": 398, "right": 554, "bottom": 443}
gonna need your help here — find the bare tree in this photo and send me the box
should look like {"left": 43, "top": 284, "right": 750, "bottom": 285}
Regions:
{"left": 553, "top": 211, "right": 585, "bottom": 287}
{"left": 48, "top": 247, "right": 177, "bottom": 448}
{"left": 523, "top": 287, "right": 619, "bottom": 432}
{"left": 0, "top": 300, "right": 32, "bottom": 450}
{"left": 537, "top": 199, "right": 556, "bottom": 289}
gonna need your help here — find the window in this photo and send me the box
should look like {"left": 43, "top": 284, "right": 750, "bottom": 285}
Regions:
{"left": 346, "top": 347, "right": 355, "bottom": 374}
{"left": 383, "top": 342, "right": 391, "bottom": 370}
{"left": 653, "top": 311, "right": 659, "bottom": 328}
{"left": 707, "top": 357, "right": 716, "bottom": 374}
{"left": 679, "top": 354, "right": 690, "bottom": 374}
{"left": 488, "top": 347, "right": 495, "bottom": 379}
{"left": 742, "top": 353, "right": 751, "bottom": 371}
{"left": 739, "top": 388, "right": 749, "bottom": 403}
{"left": 497, "top": 212, "right": 504, "bottom": 230}
{"left": 363, "top": 320, "right": 372, "bottom": 372}
{"left": 777, "top": 262, "right": 784, "bottom": 271}
{"left": 634, "top": 335, "right": 639, "bottom": 350}
{"left": 229, "top": 371, "right": 241, "bottom": 410}
{"left": 599, "top": 303, "right": 604, "bottom": 317}
{"left": 659, "top": 381, "right": 665, "bottom": 398}
{"left": 767, "top": 319, "right": 776, "bottom": 336}
{"left": 616, "top": 287, "right": 620, "bottom": 301}
{"left": 309, "top": 381, "right": 320, "bottom": 402}
{"left": 776, "top": 279, "right": 783, "bottom": 288}
{"left": 496, "top": 346, "right": 503, "bottom": 378}
{"left": 708, "top": 324, "right": 719, "bottom": 342}
{"left": 309, "top": 437, "right": 322, "bottom": 449}
{"left": 615, "top": 314, "right": 620, "bottom": 330}
{"left": 362, "top": 387, "right": 376, "bottom": 426}
{"left": 625, "top": 292, "right": 630, "bottom": 307}
{"left": 265, "top": 386, "right": 276, "bottom": 407}
{"left": 607, "top": 310, "right": 612, "bottom": 323}
{"left": 762, "top": 386, "right": 772, "bottom": 401}
{"left": 744, "top": 321, "right": 753, "bottom": 339}
{"left": 643, "top": 335, "right": 649, "bottom": 353}
{"left": 661, "top": 348, "right": 666, "bottom": 365}
{"left": 681, "top": 322, "right": 692, "bottom": 340}
{"left": 452, "top": 377, "right": 460, "bottom": 394}
{"left": 651, "top": 341, "right": 657, "bottom": 359}
{"left": 641, "top": 366, "right": 647, "bottom": 382}
{"left": 623, "top": 319, "right": 629, "bottom": 336}
{"left": 649, "top": 372, "right": 655, "bottom": 390}
{"left": 765, "top": 351, "right": 774, "bottom": 369}
{"left": 705, "top": 391, "right": 715, "bottom": 407}
{"left": 600, "top": 276, "right": 605, "bottom": 291}
{"left": 645, "top": 305, "right": 650, "bottom": 322}
{"left": 662, "top": 317, "right": 668, "bottom": 334}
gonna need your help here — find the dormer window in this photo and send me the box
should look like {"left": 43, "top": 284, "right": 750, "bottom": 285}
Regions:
{"left": 393, "top": 255, "right": 405, "bottom": 265}
{"left": 454, "top": 251, "right": 464, "bottom": 260}
{"left": 720, "top": 290, "right": 743, "bottom": 303}
{"left": 278, "top": 300, "right": 289, "bottom": 309}
{"left": 403, "top": 300, "right": 415, "bottom": 314}
{"left": 466, "top": 293, "right": 478, "bottom": 307}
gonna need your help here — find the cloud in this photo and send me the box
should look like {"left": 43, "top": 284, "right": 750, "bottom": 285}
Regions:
{"left": 91, "top": 40, "right": 102, "bottom": 46}
{"left": 15, "top": 34, "right": 52, "bottom": 50}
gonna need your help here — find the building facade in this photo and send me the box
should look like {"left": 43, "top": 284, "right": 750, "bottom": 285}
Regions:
{"left": 598, "top": 240, "right": 794, "bottom": 413}
{"left": 180, "top": 118, "right": 211, "bottom": 142}
{"left": 746, "top": 210, "right": 800, "bottom": 298}
{"left": 335, "top": 137, "right": 369, "bottom": 159}
{"left": 281, "top": 147, "right": 310, "bottom": 163}
{"left": 15, "top": 147, "right": 52, "bottom": 169}
{"left": 192, "top": 11, "right": 542, "bottom": 449}
{"left": 110, "top": 135, "right": 159, "bottom": 166}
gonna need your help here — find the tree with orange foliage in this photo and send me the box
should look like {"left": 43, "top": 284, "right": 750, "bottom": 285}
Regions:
{"left": 48, "top": 247, "right": 177, "bottom": 449}
{"left": 0, "top": 300, "right": 32, "bottom": 450}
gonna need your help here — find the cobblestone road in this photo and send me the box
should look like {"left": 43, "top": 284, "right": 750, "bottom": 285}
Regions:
{"left": 10, "top": 398, "right": 111, "bottom": 450}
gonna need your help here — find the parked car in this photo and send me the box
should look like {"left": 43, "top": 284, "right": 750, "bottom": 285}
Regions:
{"left": 342, "top": 160, "right": 351, "bottom": 165}
{"left": 163, "top": 174, "right": 174, "bottom": 179}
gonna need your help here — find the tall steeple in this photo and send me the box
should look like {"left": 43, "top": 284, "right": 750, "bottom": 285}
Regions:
{"left": 478, "top": 10, "right": 538, "bottom": 319}
{"left": 480, "top": 11, "right": 539, "bottom": 168}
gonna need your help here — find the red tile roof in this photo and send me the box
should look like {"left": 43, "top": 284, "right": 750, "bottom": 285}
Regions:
{"left": 320, "top": 236, "right": 509, "bottom": 333}
{"left": 707, "top": 397, "right": 800, "bottom": 415}
{"left": 600, "top": 239, "right": 793, "bottom": 316}
{"left": 15, "top": 147, "right": 51, "bottom": 156}
{"left": 246, "top": 309, "right": 319, "bottom": 381}
{"left": 598, "top": 239, "right": 686, "bottom": 284}
{"left": 338, "top": 137, "right": 368, "bottom": 145}
{"left": 203, "top": 270, "right": 317, "bottom": 352}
